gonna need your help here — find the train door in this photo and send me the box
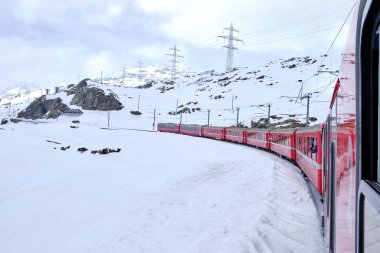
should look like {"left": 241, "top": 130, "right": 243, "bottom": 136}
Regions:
{"left": 324, "top": 97, "right": 338, "bottom": 253}
{"left": 357, "top": 0, "right": 380, "bottom": 252}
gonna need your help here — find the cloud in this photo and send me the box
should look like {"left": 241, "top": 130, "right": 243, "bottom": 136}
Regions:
{"left": 0, "top": 0, "right": 357, "bottom": 89}
{"left": 132, "top": 43, "right": 171, "bottom": 60}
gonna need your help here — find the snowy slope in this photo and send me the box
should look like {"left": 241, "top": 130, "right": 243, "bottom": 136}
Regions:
{"left": 0, "top": 55, "right": 337, "bottom": 129}
{"left": 0, "top": 120, "right": 322, "bottom": 253}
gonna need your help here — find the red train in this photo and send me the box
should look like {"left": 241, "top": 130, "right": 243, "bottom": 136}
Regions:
{"left": 159, "top": 1, "right": 380, "bottom": 252}
{"left": 158, "top": 124, "right": 324, "bottom": 192}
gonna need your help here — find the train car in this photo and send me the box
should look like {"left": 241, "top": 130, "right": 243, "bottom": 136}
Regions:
{"left": 268, "top": 128, "right": 297, "bottom": 160}
{"left": 295, "top": 125, "right": 323, "bottom": 193}
{"left": 201, "top": 126, "right": 226, "bottom": 140}
{"left": 180, "top": 124, "right": 202, "bottom": 136}
{"left": 225, "top": 127, "right": 246, "bottom": 144}
{"left": 157, "top": 123, "right": 180, "bottom": 133}
{"left": 323, "top": 1, "right": 380, "bottom": 252}
{"left": 245, "top": 128, "right": 270, "bottom": 150}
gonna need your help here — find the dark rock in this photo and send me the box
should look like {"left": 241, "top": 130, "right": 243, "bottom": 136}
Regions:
{"left": 130, "top": 111, "right": 142, "bottom": 115}
{"left": 109, "top": 148, "right": 121, "bottom": 153}
{"left": 17, "top": 96, "right": 69, "bottom": 119}
{"left": 1, "top": 119, "right": 8, "bottom": 125}
{"left": 72, "top": 120, "right": 80, "bottom": 124}
{"left": 91, "top": 148, "right": 121, "bottom": 154}
{"left": 136, "top": 81, "right": 156, "bottom": 89}
{"left": 257, "top": 75, "right": 265, "bottom": 80}
{"left": 78, "top": 147, "right": 88, "bottom": 153}
{"left": 70, "top": 126, "right": 79, "bottom": 129}
{"left": 70, "top": 81, "right": 123, "bottom": 111}
{"left": 66, "top": 79, "right": 89, "bottom": 95}
{"left": 61, "top": 146, "right": 70, "bottom": 151}
{"left": 98, "top": 148, "right": 110, "bottom": 155}
{"left": 217, "top": 77, "right": 229, "bottom": 82}
{"left": 10, "top": 118, "right": 22, "bottom": 123}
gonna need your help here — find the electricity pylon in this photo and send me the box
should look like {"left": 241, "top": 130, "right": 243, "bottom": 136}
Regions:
{"left": 166, "top": 45, "right": 183, "bottom": 81}
{"left": 218, "top": 23, "right": 244, "bottom": 71}
{"left": 136, "top": 60, "right": 144, "bottom": 81}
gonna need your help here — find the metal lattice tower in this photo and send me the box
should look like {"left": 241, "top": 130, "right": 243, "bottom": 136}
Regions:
{"left": 166, "top": 45, "right": 183, "bottom": 81}
{"left": 218, "top": 23, "right": 244, "bottom": 71}
{"left": 136, "top": 60, "right": 144, "bottom": 81}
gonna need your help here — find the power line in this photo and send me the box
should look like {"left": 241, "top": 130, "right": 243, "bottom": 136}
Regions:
{"left": 274, "top": 3, "right": 356, "bottom": 103}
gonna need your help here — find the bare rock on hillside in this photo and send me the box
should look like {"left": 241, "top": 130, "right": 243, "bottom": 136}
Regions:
{"left": 69, "top": 80, "right": 123, "bottom": 111}
{"left": 17, "top": 95, "right": 69, "bottom": 119}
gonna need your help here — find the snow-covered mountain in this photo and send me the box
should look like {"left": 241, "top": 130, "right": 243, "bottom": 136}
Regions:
{"left": 94, "top": 64, "right": 189, "bottom": 88}
{"left": 0, "top": 56, "right": 337, "bottom": 128}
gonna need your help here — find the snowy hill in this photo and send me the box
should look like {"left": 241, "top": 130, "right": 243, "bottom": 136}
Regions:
{"left": 0, "top": 56, "right": 337, "bottom": 129}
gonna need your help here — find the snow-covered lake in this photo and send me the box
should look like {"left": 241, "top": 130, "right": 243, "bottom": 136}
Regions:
{"left": 0, "top": 121, "right": 322, "bottom": 253}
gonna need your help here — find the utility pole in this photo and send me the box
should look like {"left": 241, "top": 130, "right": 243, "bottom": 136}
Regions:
{"left": 138, "top": 95, "right": 140, "bottom": 111}
{"left": 153, "top": 109, "right": 156, "bottom": 131}
{"left": 166, "top": 45, "right": 183, "bottom": 81}
{"left": 296, "top": 82, "right": 304, "bottom": 104}
{"left": 180, "top": 112, "right": 183, "bottom": 124}
{"left": 302, "top": 93, "right": 312, "bottom": 126}
{"left": 101, "top": 70, "right": 103, "bottom": 84}
{"left": 267, "top": 103, "right": 271, "bottom": 125}
{"left": 236, "top": 107, "right": 240, "bottom": 127}
{"left": 107, "top": 111, "right": 110, "bottom": 127}
{"left": 218, "top": 23, "right": 244, "bottom": 71}
{"left": 208, "top": 109, "right": 210, "bottom": 126}
{"left": 176, "top": 99, "right": 179, "bottom": 113}
{"left": 136, "top": 61, "right": 144, "bottom": 81}
{"left": 232, "top": 94, "right": 234, "bottom": 111}
{"left": 122, "top": 67, "right": 126, "bottom": 85}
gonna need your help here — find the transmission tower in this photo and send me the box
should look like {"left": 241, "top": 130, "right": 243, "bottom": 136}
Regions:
{"left": 218, "top": 23, "right": 244, "bottom": 72}
{"left": 166, "top": 45, "right": 183, "bottom": 81}
{"left": 136, "top": 60, "right": 144, "bottom": 82}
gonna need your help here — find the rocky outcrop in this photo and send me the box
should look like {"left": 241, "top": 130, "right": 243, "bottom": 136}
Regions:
{"left": 69, "top": 80, "right": 123, "bottom": 111}
{"left": 66, "top": 79, "right": 89, "bottom": 95}
{"left": 17, "top": 95, "right": 69, "bottom": 119}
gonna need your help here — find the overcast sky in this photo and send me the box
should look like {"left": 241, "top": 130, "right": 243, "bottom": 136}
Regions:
{"left": 0, "top": 0, "right": 355, "bottom": 89}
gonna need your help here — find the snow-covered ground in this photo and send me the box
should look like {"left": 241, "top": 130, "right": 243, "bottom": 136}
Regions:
{"left": 0, "top": 120, "right": 322, "bottom": 253}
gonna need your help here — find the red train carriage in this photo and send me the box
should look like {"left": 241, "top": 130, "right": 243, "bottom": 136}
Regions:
{"left": 245, "top": 128, "right": 270, "bottom": 149}
{"left": 323, "top": 1, "right": 380, "bottom": 251}
{"left": 201, "top": 126, "right": 226, "bottom": 140}
{"left": 157, "top": 123, "right": 180, "bottom": 133}
{"left": 295, "top": 125, "right": 323, "bottom": 193}
{"left": 268, "top": 128, "right": 296, "bottom": 160}
{"left": 180, "top": 124, "right": 202, "bottom": 136}
{"left": 225, "top": 127, "right": 246, "bottom": 144}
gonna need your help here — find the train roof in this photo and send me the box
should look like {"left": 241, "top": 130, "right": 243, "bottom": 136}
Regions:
{"left": 202, "top": 126, "right": 226, "bottom": 129}
{"left": 181, "top": 124, "right": 202, "bottom": 126}
{"left": 158, "top": 122, "right": 178, "bottom": 125}
{"left": 225, "top": 127, "right": 249, "bottom": 131}
{"left": 295, "top": 124, "right": 324, "bottom": 134}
